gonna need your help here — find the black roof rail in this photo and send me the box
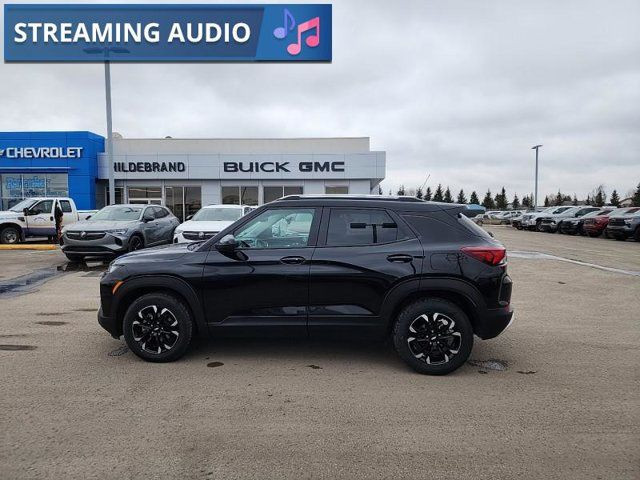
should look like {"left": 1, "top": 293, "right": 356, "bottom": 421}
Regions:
{"left": 276, "top": 195, "right": 425, "bottom": 203}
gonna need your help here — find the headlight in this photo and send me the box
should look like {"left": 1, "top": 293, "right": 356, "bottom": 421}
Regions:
{"left": 174, "top": 228, "right": 183, "bottom": 235}
{"left": 624, "top": 219, "right": 632, "bottom": 225}
{"left": 106, "top": 229, "right": 128, "bottom": 235}
{"left": 107, "top": 262, "right": 123, "bottom": 274}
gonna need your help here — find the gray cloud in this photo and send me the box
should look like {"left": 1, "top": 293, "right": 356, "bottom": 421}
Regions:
{"left": 1, "top": 0, "right": 638, "bottom": 200}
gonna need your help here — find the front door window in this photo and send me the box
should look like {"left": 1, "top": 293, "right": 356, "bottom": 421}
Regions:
{"left": 235, "top": 208, "right": 316, "bottom": 249}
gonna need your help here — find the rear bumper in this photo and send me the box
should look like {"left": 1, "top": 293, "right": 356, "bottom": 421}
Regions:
{"left": 475, "top": 304, "right": 514, "bottom": 340}
{"left": 98, "top": 307, "right": 120, "bottom": 339}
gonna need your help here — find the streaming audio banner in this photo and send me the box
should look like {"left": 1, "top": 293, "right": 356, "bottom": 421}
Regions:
{"left": 4, "top": 4, "right": 332, "bottom": 62}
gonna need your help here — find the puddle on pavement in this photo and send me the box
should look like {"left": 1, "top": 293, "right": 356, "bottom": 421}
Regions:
{"left": 517, "top": 370, "right": 537, "bottom": 375}
{"left": 0, "top": 262, "right": 107, "bottom": 299}
{"left": 509, "top": 251, "right": 640, "bottom": 277}
{"left": 36, "top": 312, "right": 67, "bottom": 316}
{"left": 0, "top": 334, "right": 28, "bottom": 338}
{"left": 207, "top": 361, "right": 224, "bottom": 368}
{"left": 467, "top": 359, "right": 508, "bottom": 371}
{"left": 35, "top": 321, "right": 67, "bottom": 326}
{"left": 307, "top": 364, "right": 323, "bottom": 369}
{"left": 76, "top": 308, "right": 98, "bottom": 312}
{"left": 0, "top": 344, "right": 37, "bottom": 351}
{"left": 108, "top": 345, "right": 129, "bottom": 356}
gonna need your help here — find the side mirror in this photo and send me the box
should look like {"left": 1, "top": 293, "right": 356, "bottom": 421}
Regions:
{"left": 488, "top": 231, "right": 495, "bottom": 238}
{"left": 143, "top": 213, "right": 154, "bottom": 222}
{"left": 215, "top": 234, "right": 239, "bottom": 252}
{"left": 23, "top": 208, "right": 31, "bottom": 216}
{"left": 186, "top": 215, "right": 193, "bottom": 221}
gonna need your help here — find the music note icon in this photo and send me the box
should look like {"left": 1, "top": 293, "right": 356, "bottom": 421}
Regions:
{"left": 273, "top": 8, "right": 296, "bottom": 39}
{"left": 287, "top": 16, "right": 320, "bottom": 55}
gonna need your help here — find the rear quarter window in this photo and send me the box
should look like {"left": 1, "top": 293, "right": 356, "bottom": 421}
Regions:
{"left": 403, "top": 213, "right": 485, "bottom": 243}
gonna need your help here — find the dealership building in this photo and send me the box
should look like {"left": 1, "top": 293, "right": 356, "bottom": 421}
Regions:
{"left": 0, "top": 131, "right": 386, "bottom": 220}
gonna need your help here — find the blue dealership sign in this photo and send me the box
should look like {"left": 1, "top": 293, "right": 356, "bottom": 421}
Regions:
{"left": 4, "top": 4, "right": 332, "bottom": 62}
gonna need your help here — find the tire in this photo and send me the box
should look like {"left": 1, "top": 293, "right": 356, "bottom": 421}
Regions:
{"left": 588, "top": 231, "right": 600, "bottom": 238}
{"left": 65, "top": 253, "right": 84, "bottom": 262}
{"left": 0, "top": 226, "right": 20, "bottom": 244}
{"left": 634, "top": 228, "right": 640, "bottom": 242}
{"left": 614, "top": 235, "right": 627, "bottom": 241}
{"left": 128, "top": 234, "right": 144, "bottom": 252}
{"left": 392, "top": 298, "right": 473, "bottom": 375}
{"left": 123, "top": 292, "right": 194, "bottom": 363}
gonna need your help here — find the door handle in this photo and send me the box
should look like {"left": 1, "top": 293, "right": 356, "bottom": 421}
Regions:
{"left": 387, "top": 254, "right": 413, "bottom": 263}
{"left": 280, "top": 256, "right": 306, "bottom": 265}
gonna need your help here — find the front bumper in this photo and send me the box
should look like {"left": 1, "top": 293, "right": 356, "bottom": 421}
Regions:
{"left": 605, "top": 225, "right": 633, "bottom": 237}
{"left": 98, "top": 307, "right": 120, "bottom": 339}
{"left": 560, "top": 222, "right": 581, "bottom": 234}
{"left": 61, "top": 233, "right": 131, "bottom": 257}
{"left": 538, "top": 221, "right": 558, "bottom": 232}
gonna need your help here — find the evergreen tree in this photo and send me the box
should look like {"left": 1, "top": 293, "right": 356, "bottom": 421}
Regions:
{"left": 397, "top": 185, "right": 405, "bottom": 196}
{"left": 415, "top": 187, "right": 423, "bottom": 199}
{"left": 512, "top": 194, "right": 520, "bottom": 209}
{"left": 633, "top": 183, "right": 640, "bottom": 207}
{"left": 554, "top": 190, "right": 564, "bottom": 206}
{"left": 495, "top": 187, "right": 508, "bottom": 210}
{"left": 522, "top": 195, "right": 530, "bottom": 208}
{"left": 544, "top": 196, "right": 550, "bottom": 207}
{"left": 424, "top": 187, "right": 432, "bottom": 201}
{"left": 572, "top": 194, "right": 578, "bottom": 206}
{"left": 433, "top": 184, "right": 444, "bottom": 202}
{"left": 594, "top": 185, "right": 605, "bottom": 207}
{"left": 378, "top": 185, "right": 383, "bottom": 195}
{"left": 610, "top": 189, "right": 620, "bottom": 206}
{"left": 585, "top": 195, "right": 591, "bottom": 205}
{"left": 443, "top": 186, "right": 453, "bottom": 203}
{"left": 457, "top": 189, "right": 467, "bottom": 204}
{"left": 469, "top": 191, "right": 479, "bottom": 205}
{"left": 482, "top": 190, "right": 495, "bottom": 209}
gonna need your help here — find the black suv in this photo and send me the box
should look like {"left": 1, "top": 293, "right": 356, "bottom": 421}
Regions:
{"left": 98, "top": 196, "right": 514, "bottom": 375}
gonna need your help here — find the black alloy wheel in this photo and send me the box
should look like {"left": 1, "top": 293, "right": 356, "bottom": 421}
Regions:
{"left": 128, "top": 235, "right": 144, "bottom": 252}
{"left": 123, "top": 293, "right": 193, "bottom": 362}
{"left": 393, "top": 298, "right": 473, "bottom": 375}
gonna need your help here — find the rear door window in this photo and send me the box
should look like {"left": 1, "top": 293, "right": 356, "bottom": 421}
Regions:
{"left": 59, "top": 200, "right": 72, "bottom": 213}
{"left": 326, "top": 208, "right": 404, "bottom": 246}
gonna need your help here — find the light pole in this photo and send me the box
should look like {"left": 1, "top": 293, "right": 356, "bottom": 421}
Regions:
{"left": 531, "top": 144, "right": 542, "bottom": 210}
{"left": 84, "top": 46, "right": 129, "bottom": 205}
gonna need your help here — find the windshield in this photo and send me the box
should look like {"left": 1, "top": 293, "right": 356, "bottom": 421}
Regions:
{"left": 8, "top": 199, "right": 38, "bottom": 212}
{"left": 192, "top": 207, "right": 243, "bottom": 222}
{"left": 89, "top": 206, "right": 143, "bottom": 221}
{"left": 583, "top": 210, "right": 608, "bottom": 218}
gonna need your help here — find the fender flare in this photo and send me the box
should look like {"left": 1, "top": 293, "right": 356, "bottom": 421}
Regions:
{"left": 113, "top": 275, "right": 207, "bottom": 336}
{"left": 380, "top": 276, "right": 486, "bottom": 329}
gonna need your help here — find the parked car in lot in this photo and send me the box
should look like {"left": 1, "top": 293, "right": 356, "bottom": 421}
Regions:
{"left": 61, "top": 204, "right": 179, "bottom": 261}
{"left": 583, "top": 207, "right": 640, "bottom": 238}
{"left": 521, "top": 206, "right": 574, "bottom": 231}
{"left": 559, "top": 208, "right": 615, "bottom": 235}
{"left": 538, "top": 206, "right": 601, "bottom": 233}
{"left": 511, "top": 213, "right": 526, "bottom": 230}
{"left": 606, "top": 209, "right": 640, "bottom": 241}
{"left": 98, "top": 196, "right": 514, "bottom": 375}
{"left": 173, "top": 204, "right": 254, "bottom": 243}
{"left": 0, "top": 197, "right": 94, "bottom": 244}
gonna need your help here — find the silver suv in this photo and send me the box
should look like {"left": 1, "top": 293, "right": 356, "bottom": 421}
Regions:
{"left": 61, "top": 204, "right": 179, "bottom": 262}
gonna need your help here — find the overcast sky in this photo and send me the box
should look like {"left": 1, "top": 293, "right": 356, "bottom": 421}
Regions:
{"left": 1, "top": 0, "right": 639, "bottom": 200}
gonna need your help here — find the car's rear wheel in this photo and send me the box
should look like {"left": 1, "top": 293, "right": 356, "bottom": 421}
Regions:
{"left": 392, "top": 298, "right": 473, "bottom": 375}
{"left": 123, "top": 293, "right": 194, "bottom": 362}
{"left": 0, "top": 226, "right": 20, "bottom": 244}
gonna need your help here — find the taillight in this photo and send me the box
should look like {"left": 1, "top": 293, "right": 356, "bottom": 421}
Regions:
{"left": 461, "top": 246, "right": 506, "bottom": 266}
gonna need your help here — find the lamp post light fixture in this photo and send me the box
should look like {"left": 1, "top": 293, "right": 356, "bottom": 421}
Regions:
{"left": 83, "top": 46, "right": 129, "bottom": 205}
{"left": 531, "top": 144, "right": 543, "bottom": 210}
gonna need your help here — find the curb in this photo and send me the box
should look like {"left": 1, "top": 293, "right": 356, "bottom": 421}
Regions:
{"left": 0, "top": 244, "right": 59, "bottom": 251}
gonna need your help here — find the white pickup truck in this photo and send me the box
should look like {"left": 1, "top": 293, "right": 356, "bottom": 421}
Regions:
{"left": 0, "top": 197, "right": 95, "bottom": 244}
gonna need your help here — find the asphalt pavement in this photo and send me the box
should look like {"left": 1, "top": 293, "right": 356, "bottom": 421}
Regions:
{"left": 0, "top": 229, "right": 638, "bottom": 479}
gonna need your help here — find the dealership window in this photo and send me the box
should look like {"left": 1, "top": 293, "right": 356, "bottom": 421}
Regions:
{"left": 0, "top": 173, "right": 68, "bottom": 210}
{"left": 128, "top": 186, "right": 162, "bottom": 205}
{"left": 325, "top": 186, "right": 349, "bottom": 195}
{"left": 222, "top": 186, "right": 259, "bottom": 206}
{"left": 165, "top": 186, "right": 201, "bottom": 222}
{"left": 263, "top": 186, "right": 303, "bottom": 203}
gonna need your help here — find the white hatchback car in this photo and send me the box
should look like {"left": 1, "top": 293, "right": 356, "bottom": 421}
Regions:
{"left": 173, "top": 204, "right": 254, "bottom": 243}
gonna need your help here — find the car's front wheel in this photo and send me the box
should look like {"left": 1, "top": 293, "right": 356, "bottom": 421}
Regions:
{"left": 123, "top": 293, "right": 194, "bottom": 362}
{"left": 393, "top": 298, "right": 473, "bottom": 375}
{"left": 0, "top": 226, "right": 20, "bottom": 244}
